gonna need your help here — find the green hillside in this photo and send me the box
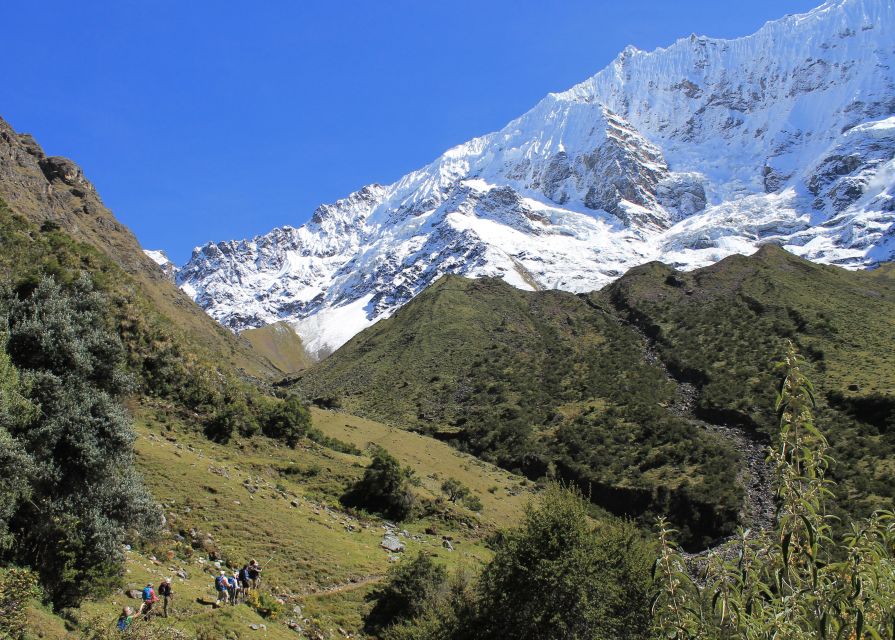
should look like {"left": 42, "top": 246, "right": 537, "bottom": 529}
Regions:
{"left": 294, "top": 276, "right": 743, "bottom": 547}
{"left": 243, "top": 322, "right": 314, "bottom": 375}
{"left": 0, "top": 116, "right": 280, "bottom": 379}
{"left": 603, "top": 244, "right": 895, "bottom": 518}
{"left": 294, "top": 248, "right": 895, "bottom": 546}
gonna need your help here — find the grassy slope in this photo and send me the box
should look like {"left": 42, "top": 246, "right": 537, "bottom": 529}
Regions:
{"left": 295, "top": 249, "right": 895, "bottom": 543}
{"left": 603, "top": 244, "right": 895, "bottom": 516}
{"left": 0, "top": 117, "right": 279, "bottom": 379}
{"left": 294, "top": 276, "right": 743, "bottom": 546}
{"left": 243, "top": 322, "right": 314, "bottom": 376}
{"left": 30, "top": 404, "right": 529, "bottom": 638}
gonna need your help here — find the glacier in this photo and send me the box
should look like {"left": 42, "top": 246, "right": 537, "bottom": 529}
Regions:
{"left": 176, "top": 0, "right": 895, "bottom": 359}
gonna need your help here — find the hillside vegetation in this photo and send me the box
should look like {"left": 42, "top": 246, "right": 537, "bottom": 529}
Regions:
{"left": 243, "top": 322, "right": 313, "bottom": 376}
{"left": 0, "top": 116, "right": 280, "bottom": 379}
{"left": 604, "top": 245, "right": 895, "bottom": 520}
{"left": 294, "top": 276, "right": 743, "bottom": 547}
{"left": 295, "top": 247, "right": 895, "bottom": 546}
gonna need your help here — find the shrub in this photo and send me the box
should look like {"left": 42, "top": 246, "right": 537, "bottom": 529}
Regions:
{"left": 472, "top": 482, "right": 653, "bottom": 640}
{"left": 261, "top": 395, "right": 311, "bottom": 447}
{"left": 440, "top": 479, "right": 469, "bottom": 503}
{"left": 365, "top": 553, "right": 447, "bottom": 633}
{"left": 0, "top": 276, "right": 158, "bottom": 609}
{"left": 462, "top": 495, "right": 483, "bottom": 512}
{"left": 341, "top": 447, "right": 417, "bottom": 521}
{"left": 652, "top": 342, "right": 895, "bottom": 638}
{"left": 0, "top": 568, "right": 40, "bottom": 639}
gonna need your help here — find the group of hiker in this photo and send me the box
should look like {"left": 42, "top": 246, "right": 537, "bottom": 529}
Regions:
{"left": 214, "top": 559, "right": 263, "bottom": 606}
{"left": 116, "top": 578, "right": 174, "bottom": 630}
{"left": 115, "top": 560, "right": 263, "bottom": 631}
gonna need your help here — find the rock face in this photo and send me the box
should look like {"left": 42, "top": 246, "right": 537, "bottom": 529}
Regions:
{"left": 178, "top": 0, "right": 895, "bottom": 357}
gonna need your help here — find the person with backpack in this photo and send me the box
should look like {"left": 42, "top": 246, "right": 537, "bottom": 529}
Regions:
{"left": 116, "top": 606, "right": 135, "bottom": 631}
{"left": 140, "top": 582, "right": 158, "bottom": 620}
{"left": 227, "top": 572, "right": 239, "bottom": 605}
{"left": 214, "top": 570, "right": 229, "bottom": 606}
{"left": 238, "top": 564, "right": 251, "bottom": 593}
{"left": 157, "top": 577, "right": 173, "bottom": 617}
{"left": 247, "top": 559, "right": 262, "bottom": 589}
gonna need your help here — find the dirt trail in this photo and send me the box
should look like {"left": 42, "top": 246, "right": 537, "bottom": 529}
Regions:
{"left": 306, "top": 574, "right": 385, "bottom": 598}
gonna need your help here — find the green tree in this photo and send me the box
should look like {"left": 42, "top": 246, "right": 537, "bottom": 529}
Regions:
{"left": 473, "top": 483, "right": 653, "bottom": 640}
{"left": 0, "top": 345, "right": 34, "bottom": 551}
{"left": 261, "top": 395, "right": 311, "bottom": 448}
{"left": 365, "top": 553, "right": 448, "bottom": 634}
{"left": 0, "top": 275, "right": 157, "bottom": 609}
{"left": 341, "top": 447, "right": 416, "bottom": 521}
{"left": 440, "top": 479, "right": 470, "bottom": 503}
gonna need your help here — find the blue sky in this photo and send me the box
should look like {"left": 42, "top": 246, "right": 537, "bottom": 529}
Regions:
{"left": 1, "top": 1, "right": 819, "bottom": 264}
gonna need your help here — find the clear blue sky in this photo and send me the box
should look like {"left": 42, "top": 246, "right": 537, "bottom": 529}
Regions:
{"left": 1, "top": 1, "right": 819, "bottom": 264}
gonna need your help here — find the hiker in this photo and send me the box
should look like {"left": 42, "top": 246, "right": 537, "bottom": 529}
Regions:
{"left": 247, "top": 559, "right": 262, "bottom": 589}
{"left": 140, "top": 582, "right": 158, "bottom": 620}
{"left": 227, "top": 571, "right": 239, "bottom": 605}
{"left": 116, "top": 606, "right": 135, "bottom": 631}
{"left": 238, "top": 563, "right": 251, "bottom": 592}
{"left": 157, "top": 577, "right": 173, "bottom": 617}
{"left": 214, "top": 570, "right": 229, "bottom": 606}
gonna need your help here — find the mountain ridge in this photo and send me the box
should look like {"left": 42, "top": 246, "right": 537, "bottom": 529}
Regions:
{"left": 178, "top": 0, "right": 894, "bottom": 357}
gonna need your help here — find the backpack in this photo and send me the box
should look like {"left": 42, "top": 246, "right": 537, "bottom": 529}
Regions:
{"left": 117, "top": 616, "right": 130, "bottom": 631}
{"left": 238, "top": 567, "right": 248, "bottom": 583}
{"left": 142, "top": 586, "right": 155, "bottom": 602}
{"left": 215, "top": 575, "right": 225, "bottom": 590}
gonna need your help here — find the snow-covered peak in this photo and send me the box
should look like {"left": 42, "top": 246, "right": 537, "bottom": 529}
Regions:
{"left": 177, "top": 0, "right": 895, "bottom": 358}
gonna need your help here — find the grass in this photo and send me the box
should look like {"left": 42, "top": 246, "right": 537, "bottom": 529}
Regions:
{"left": 242, "top": 322, "right": 314, "bottom": 376}
{"left": 29, "top": 402, "right": 529, "bottom": 638}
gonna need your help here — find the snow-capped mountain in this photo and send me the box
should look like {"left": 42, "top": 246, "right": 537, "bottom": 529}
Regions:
{"left": 179, "top": 0, "right": 895, "bottom": 359}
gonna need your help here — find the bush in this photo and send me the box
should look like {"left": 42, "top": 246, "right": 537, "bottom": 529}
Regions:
{"left": 472, "top": 483, "right": 653, "bottom": 640}
{"left": 440, "top": 479, "right": 469, "bottom": 503}
{"left": 365, "top": 553, "right": 447, "bottom": 633}
{"left": 0, "top": 568, "right": 40, "bottom": 639}
{"left": 462, "top": 495, "right": 483, "bottom": 512}
{"left": 261, "top": 395, "right": 311, "bottom": 447}
{"left": 0, "top": 276, "right": 158, "bottom": 609}
{"left": 386, "top": 484, "right": 653, "bottom": 640}
{"left": 341, "top": 447, "right": 417, "bottom": 521}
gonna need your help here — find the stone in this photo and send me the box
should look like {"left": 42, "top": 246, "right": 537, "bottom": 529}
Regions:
{"left": 380, "top": 535, "right": 405, "bottom": 553}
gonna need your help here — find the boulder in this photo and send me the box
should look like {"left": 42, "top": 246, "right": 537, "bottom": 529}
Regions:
{"left": 380, "top": 535, "right": 405, "bottom": 553}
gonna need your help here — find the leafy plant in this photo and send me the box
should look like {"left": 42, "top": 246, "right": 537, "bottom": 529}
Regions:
{"left": 365, "top": 553, "right": 448, "bottom": 634}
{"left": 652, "top": 342, "right": 895, "bottom": 639}
{"left": 341, "top": 447, "right": 417, "bottom": 521}
{"left": 441, "top": 479, "right": 470, "bottom": 503}
{"left": 0, "top": 276, "right": 158, "bottom": 609}
{"left": 0, "top": 568, "right": 40, "bottom": 640}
